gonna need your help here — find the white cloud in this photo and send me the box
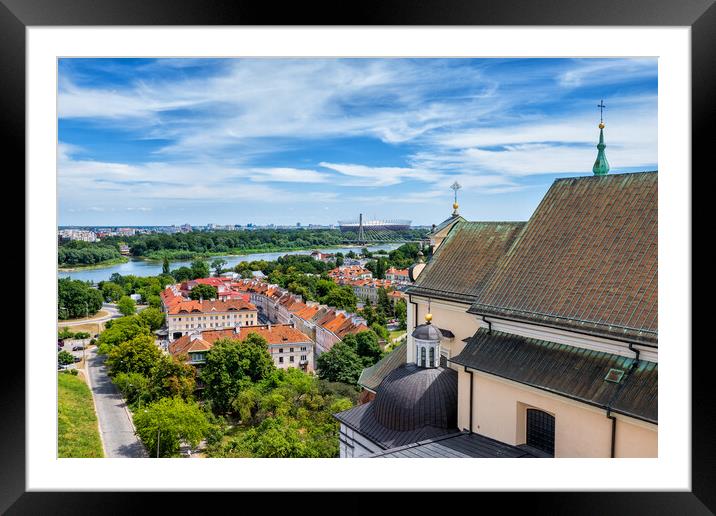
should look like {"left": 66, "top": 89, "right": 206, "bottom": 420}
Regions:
{"left": 318, "top": 162, "right": 435, "bottom": 187}
{"left": 58, "top": 58, "right": 658, "bottom": 224}
{"left": 557, "top": 58, "right": 657, "bottom": 88}
{"left": 248, "top": 168, "right": 327, "bottom": 184}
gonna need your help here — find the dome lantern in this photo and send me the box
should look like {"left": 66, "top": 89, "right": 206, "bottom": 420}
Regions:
{"left": 411, "top": 313, "right": 442, "bottom": 368}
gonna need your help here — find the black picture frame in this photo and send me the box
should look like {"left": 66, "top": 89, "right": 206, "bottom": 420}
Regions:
{"left": 4, "top": 0, "right": 712, "bottom": 513}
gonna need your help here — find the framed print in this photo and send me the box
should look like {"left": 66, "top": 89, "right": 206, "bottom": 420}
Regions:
{"left": 5, "top": 0, "right": 713, "bottom": 512}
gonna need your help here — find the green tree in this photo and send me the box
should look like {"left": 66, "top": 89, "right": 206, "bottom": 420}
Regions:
{"left": 150, "top": 354, "right": 196, "bottom": 401}
{"left": 58, "top": 350, "right": 75, "bottom": 365}
{"left": 58, "top": 278, "right": 103, "bottom": 319}
{"left": 319, "top": 285, "right": 357, "bottom": 312}
{"left": 106, "top": 335, "right": 162, "bottom": 377}
{"left": 171, "top": 266, "right": 193, "bottom": 282}
{"left": 117, "top": 296, "right": 136, "bottom": 316}
{"left": 361, "top": 301, "right": 376, "bottom": 326}
{"left": 133, "top": 397, "right": 211, "bottom": 457}
{"left": 355, "top": 330, "right": 383, "bottom": 364}
{"left": 138, "top": 306, "right": 165, "bottom": 330}
{"left": 394, "top": 298, "right": 407, "bottom": 330}
{"left": 58, "top": 327, "right": 75, "bottom": 340}
{"left": 200, "top": 334, "right": 275, "bottom": 414}
{"left": 375, "top": 257, "right": 386, "bottom": 279}
{"left": 316, "top": 342, "right": 364, "bottom": 385}
{"left": 231, "top": 417, "right": 306, "bottom": 458}
{"left": 341, "top": 330, "right": 383, "bottom": 366}
{"left": 190, "top": 259, "right": 210, "bottom": 279}
{"left": 96, "top": 315, "right": 151, "bottom": 354}
{"left": 113, "top": 372, "right": 151, "bottom": 407}
{"left": 146, "top": 294, "right": 162, "bottom": 309}
{"left": 208, "top": 368, "right": 356, "bottom": 458}
{"left": 100, "top": 281, "right": 125, "bottom": 302}
{"left": 162, "top": 256, "right": 170, "bottom": 275}
{"left": 211, "top": 258, "right": 227, "bottom": 276}
{"left": 377, "top": 287, "right": 393, "bottom": 317}
{"left": 189, "top": 284, "right": 218, "bottom": 301}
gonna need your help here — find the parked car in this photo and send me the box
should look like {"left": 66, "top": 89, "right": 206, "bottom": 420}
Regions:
{"left": 73, "top": 356, "right": 82, "bottom": 363}
{"left": 72, "top": 345, "right": 84, "bottom": 351}
{"left": 57, "top": 339, "right": 64, "bottom": 347}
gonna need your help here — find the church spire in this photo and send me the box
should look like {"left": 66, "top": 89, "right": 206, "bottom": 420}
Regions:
{"left": 592, "top": 100, "right": 610, "bottom": 176}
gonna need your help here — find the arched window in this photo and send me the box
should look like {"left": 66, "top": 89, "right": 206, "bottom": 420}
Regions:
{"left": 429, "top": 347, "right": 435, "bottom": 367}
{"left": 420, "top": 347, "right": 426, "bottom": 367}
{"left": 526, "top": 408, "right": 555, "bottom": 456}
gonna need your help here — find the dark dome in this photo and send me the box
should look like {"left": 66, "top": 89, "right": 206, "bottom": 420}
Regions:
{"left": 372, "top": 364, "right": 457, "bottom": 431}
{"left": 412, "top": 322, "right": 442, "bottom": 340}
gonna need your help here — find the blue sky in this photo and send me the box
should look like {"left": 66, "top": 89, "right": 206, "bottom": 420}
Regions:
{"left": 58, "top": 58, "right": 657, "bottom": 226}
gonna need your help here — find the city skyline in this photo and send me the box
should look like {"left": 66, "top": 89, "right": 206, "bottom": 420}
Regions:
{"left": 58, "top": 58, "right": 658, "bottom": 226}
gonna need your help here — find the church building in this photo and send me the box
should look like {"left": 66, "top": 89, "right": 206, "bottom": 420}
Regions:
{"left": 334, "top": 115, "right": 658, "bottom": 458}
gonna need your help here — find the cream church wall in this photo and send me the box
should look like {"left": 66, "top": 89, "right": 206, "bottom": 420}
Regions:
{"left": 406, "top": 295, "right": 482, "bottom": 370}
{"left": 458, "top": 370, "right": 657, "bottom": 458}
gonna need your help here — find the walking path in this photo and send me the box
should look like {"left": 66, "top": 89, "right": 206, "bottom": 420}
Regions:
{"left": 59, "top": 304, "right": 121, "bottom": 327}
{"left": 85, "top": 347, "right": 147, "bottom": 458}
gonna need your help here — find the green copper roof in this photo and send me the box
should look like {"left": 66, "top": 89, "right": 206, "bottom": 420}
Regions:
{"left": 592, "top": 127, "right": 610, "bottom": 175}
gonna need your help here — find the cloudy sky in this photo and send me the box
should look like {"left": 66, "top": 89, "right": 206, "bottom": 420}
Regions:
{"left": 58, "top": 58, "right": 657, "bottom": 226}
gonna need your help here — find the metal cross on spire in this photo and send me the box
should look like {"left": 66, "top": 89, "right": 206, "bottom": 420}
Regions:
{"left": 450, "top": 181, "right": 462, "bottom": 204}
{"left": 598, "top": 99, "right": 606, "bottom": 123}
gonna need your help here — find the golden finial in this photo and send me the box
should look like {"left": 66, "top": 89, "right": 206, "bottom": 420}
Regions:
{"left": 450, "top": 181, "right": 461, "bottom": 216}
{"left": 599, "top": 122, "right": 605, "bottom": 129}
{"left": 425, "top": 313, "right": 433, "bottom": 323}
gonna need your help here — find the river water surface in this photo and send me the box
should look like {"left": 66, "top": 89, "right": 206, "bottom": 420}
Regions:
{"left": 58, "top": 243, "right": 402, "bottom": 284}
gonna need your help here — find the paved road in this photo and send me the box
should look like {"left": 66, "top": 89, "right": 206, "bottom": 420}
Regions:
{"left": 85, "top": 347, "right": 147, "bottom": 458}
{"left": 59, "top": 304, "right": 122, "bottom": 328}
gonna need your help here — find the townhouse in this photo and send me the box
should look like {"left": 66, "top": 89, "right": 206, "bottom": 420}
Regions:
{"left": 169, "top": 323, "right": 314, "bottom": 373}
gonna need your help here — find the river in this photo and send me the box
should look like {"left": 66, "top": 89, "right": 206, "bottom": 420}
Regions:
{"left": 57, "top": 243, "right": 403, "bottom": 283}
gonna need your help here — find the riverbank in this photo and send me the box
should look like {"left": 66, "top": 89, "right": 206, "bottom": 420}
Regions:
{"left": 58, "top": 243, "right": 404, "bottom": 284}
{"left": 59, "top": 256, "right": 129, "bottom": 272}
{"left": 139, "top": 243, "right": 378, "bottom": 262}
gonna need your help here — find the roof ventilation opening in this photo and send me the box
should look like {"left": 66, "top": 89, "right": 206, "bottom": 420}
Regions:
{"left": 604, "top": 368, "right": 625, "bottom": 383}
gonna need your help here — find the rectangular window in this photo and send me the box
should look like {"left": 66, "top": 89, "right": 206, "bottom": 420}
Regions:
{"left": 279, "top": 357, "right": 283, "bottom": 364}
{"left": 289, "top": 348, "right": 294, "bottom": 353}
{"left": 289, "top": 356, "right": 294, "bottom": 362}
{"left": 300, "top": 355, "right": 307, "bottom": 361}
{"left": 279, "top": 348, "right": 283, "bottom": 353}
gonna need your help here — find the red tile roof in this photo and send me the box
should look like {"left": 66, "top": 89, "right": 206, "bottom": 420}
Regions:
{"left": 167, "top": 298, "right": 256, "bottom": 315}
{"left": 169, "top": 324, "right": 313, "bottom": 358}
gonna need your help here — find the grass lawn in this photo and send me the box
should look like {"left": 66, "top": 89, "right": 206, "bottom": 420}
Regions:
{"left": 388, "top": 330, "right": 406, "bottom": 341}
{"left": 58, "top": 372, "right": 104, "bottom": 458}
{"left": 59, "top": 309, "right": 109, "bottom": 324}
{"left": 58, "top": 322, "right": 105, "bottom": 336}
